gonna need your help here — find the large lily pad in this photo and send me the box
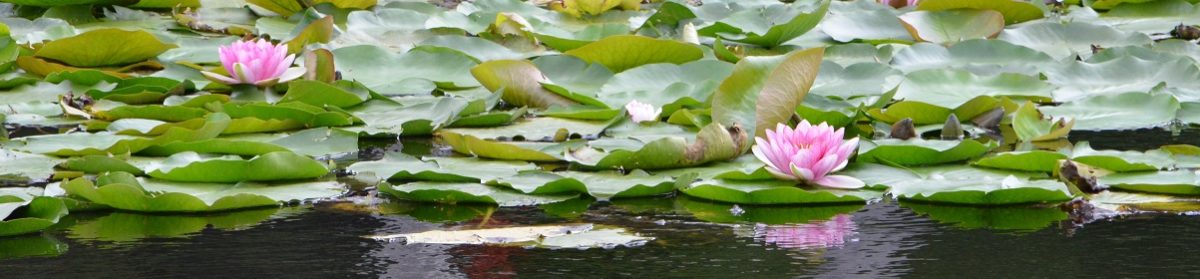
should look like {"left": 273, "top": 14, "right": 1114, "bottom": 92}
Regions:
{"left": 0, "top": 192, "right": 68, "bottom": 237}
{"left": 712, "top": 47, "right": 824, "bottom": 138}
{"left": 563, "top": 35, "right": 704, "bottom": 72}
{"left": 679, "top": 178, "right": 882, "bottom": 205}
{"left": 695, "top": 0, "right": 830, "bottom": 47}
{"left": 1100, "top": 170, "right": 1200, "bottom": 196}
{"left": 348, "top": 153, "right": 536, "bottom": 184}
{"left": 34, "top": 28, "right": 175, "bottom": 67}
{"left": 145, "top": 151, "right": 330, "bottom": 183}
{"left": 62, "top": 173, "right": 346, "bottom": 213}
{"left": 1040, "top": 92, "right": 1180, "bottom": 131}
{"left": 334, "top": 45, "right": 479, "bottom": 94}
{"left": 491, "top": 170, "right": 679, "bottom": 200}
{"left": 858, "top": 139, "right": 995, "bottom": 166}
{"left": 379, "top": 182, "right": 578, "bottom": 206}
{"left": 916, "top": 0, "right": 1044, "bottom": 24}
{"left": 894, "top": 69, "right": 1053, "bottom": 109}
{"left": 889, "top": 166, "right": 1073, "bottom": 205}
{"left": 996, "top": 21, "right": 1152, "bottom": 60}
{"left": 898, "top": 10, "right": 1004, "bottom": 45}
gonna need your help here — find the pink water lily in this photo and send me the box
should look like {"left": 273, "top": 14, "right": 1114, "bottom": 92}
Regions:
{"left": 624, "top": 100, "right": 661, "bottom": 123}
{"left": 201, "top": 39, "right": 305, "bottom": 86}
{"left": 752, "top": 120, "right": 865, "bottom": 189}
{"left": 880, "top": 0, "right": 919, "bottom": 8}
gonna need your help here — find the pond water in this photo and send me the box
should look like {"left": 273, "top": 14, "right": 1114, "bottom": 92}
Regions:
{"left": 3, "top": 133, "right": 1200, "bottom": 278}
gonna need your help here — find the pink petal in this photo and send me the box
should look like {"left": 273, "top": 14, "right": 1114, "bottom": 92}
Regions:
{"left": 201, "top": 71, "right": 240, "bottom": 85}
{"left": 790, "top": 164, "right": 815, "bottom": 181}
{"left": 814, "top": 175, "right": 865, "bottom": 189}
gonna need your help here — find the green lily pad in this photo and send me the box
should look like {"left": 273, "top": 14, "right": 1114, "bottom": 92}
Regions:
{"left": 0, "top": 194, "right": 68, "bottom": 237}
{"left": 898, "top": 10, "right": 1004, "bottom": 45}
{"left": 563, "top": 35, "right": 704, "bottom": 73}
{"left": 348, "top": 153, "right": 536, "bottom": 184}
{"left": 1101, "top": 170, "right": 1200, "bottom": 196}
{"left": 1046, "top": 53, "right": 1200, "bottom": 102}
{"left": 490, "top": 170, "right": 679, "bottom": 200}
{"left": 916, "top": 0, "right": 1044, "bottom": 24}
{"left": 442, "top": 116, "right": 610, "bottom": 142}
{"left": 679, "top": 178, "right": 882, "bottom": 205}
{"left": 996, "top": 21, "right": 1152, "bottom": 60}
{"left": 0, "top": 149, "right": 62, "bottom": 184}
{"left": 379, "top": 182, "right": 578, "bottom": 206}
{"left": 34, "top": 28, "right": 175, "bottom": 67}
{"left": 1012, "top": 102, "right": 1073, "bottom": 142}
{"left": 973, "top": 150, "right": 1069, "bottom": 173}
{"left": 819, "top": 0, "right": 910, "bottom": 43}
{"left": 472, "top": 59, "right": 579, "bottom": 108}
{"left": 1073, "top": 0, "right": 1200, "bottom": 34}
{"left": 858, "top": 139, "right": 995, "bottom": 166}
{"left": 895, "top": 69, "right": 1053, "bottom": 109}
{"left": 347, "top": 98, "right": 465, "bottom": 136}
{"left": 1071, "top": 142, "right": 1172, "bottom": 172}
{"left": 695, "top": 0, "right": 830, "bottom": 47}
{"left": 811, "top": 61, "right": 901, "bottom": 101}
{"left": 145, "top": 151, "right": 330, "bottom": 183}
{"left": 567, "top": 122, "right": 747, "bottom": 170}
{"left": 595, "top": 59, "right": 734, "bottom": 110}
{"left": 889, "top": 166, "right": 1073, "bottom": 205}
{"left": 334, "top": 45, "right": 479, "bottom": 94}
{"left": 438, "top": 131, "right": 576, "bottom": 162}
{"left": 1040, "top": 92, "right": 1180, "bottom": 131}
{"left": 712, "top": 47, "right": 824, "bottom": 138}
{"left": 890, "top": 39, "right": 1053, "bottom": 75}
{"left": 62, "top": 173, "right": 346, "bottom": 213}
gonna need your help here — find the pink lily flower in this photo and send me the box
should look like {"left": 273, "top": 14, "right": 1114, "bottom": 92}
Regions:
{"left": 624, "top": 100, "right": 661, "bottom": 123}
{"left": 751, "top": 120, "right": 865, "bottom": 189}
{"left": 201, "top": 39, "right": 305, "bottom": 86}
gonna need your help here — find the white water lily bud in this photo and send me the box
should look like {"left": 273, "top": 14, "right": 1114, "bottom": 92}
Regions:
{"left": 624, "top": 100, "right": 662, "bottom": 123}
{"left": 680, "top": 22, "right": 700, "bottom": 44}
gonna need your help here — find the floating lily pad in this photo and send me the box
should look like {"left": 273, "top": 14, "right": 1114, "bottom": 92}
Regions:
{"left": 379, "top": 182, "right": 578, "bottom": 206}
{"left": 566, "top": 122, "right": 747, "bottom": 170}
{"left": 895, "top": 69, "right": 1053, "bottom": 109}
{"left": 145, "top": 151, "right": 330, "bottom": 183}
{"left": 973, "top": 151, "right": 1069, "bottom": 173}
{"left": 996, "top": 21, "right": 1152, "bottom": 60}
{"left": 441, "top": 116, "right": 611, "bottom": 141}
{"left": 695, "top": 0, "right": 830, "bottom": 47}
{"left": 1071, "top": 142, "right": 1173, "bottom": 172}
{"left": 34, "top": 28, "right": 175, "bottom": 67}
{"left": 334, "top": 45, "right": 479, "bottom": 94}
{"left": 890, "top": 39, "right": 1054, "bottom": 75}
{"left": 62, "top": 173, "right": 346, "bottom": 213}
{"left": 858, "top": 139, "right": 995, "bottom": 166}
{"left": 491, "top": 170, "right": 679, "bottom": 200}
{"left": 1040, "top": 92, "right": 1180, "bottom": 131}
{"left": 819, "top": 0, "right": 910, "bottom": 43}
{"left": 916, "top": 0, "right": 1044, "bottom": 24}
{"left": 898, "top": 10, "right": 1004, "bottom": 45}
{"left": 348, "top": 153, "right": 536, "bottom": 184}
{"left": 679, "top": 178, "right": 882, "bottom": 205}
{"left": 712, "top": 48, "right": 824, "bottom": 138}
{"left": 1100, "top": 170, "right": 1200, "bottom": 196}
{"left": 889, "top": 166, "right": 1072, "bottom": 205}
{"left": 0, "top": 193, "right": 67, "bottom": 237}
{"left": 563, "top": 35, "right": 704, "bottom": 73}
{"left": 0, "top": 149, "right": 62, "bottom": 184}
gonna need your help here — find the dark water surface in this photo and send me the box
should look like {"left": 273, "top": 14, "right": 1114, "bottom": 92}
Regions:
{"left": 3, "top": 132, "right": 1200, "bottom": 278}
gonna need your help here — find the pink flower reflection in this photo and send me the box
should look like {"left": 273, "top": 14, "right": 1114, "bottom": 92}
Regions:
{"left": 755, "top": 214, "right": 857, "bottom": 249}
